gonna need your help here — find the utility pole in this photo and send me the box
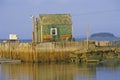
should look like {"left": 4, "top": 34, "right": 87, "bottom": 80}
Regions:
{"left": 31, "top": 16, "right": 35, "bottom": 43}
{"left": 31, "top": 16, "right": 38, "bottom": 62}
{"left": 31, "top": 16, "right": 38, "bottom": 43}
{"left": 86, "top": 24, "right": 90, "bottom": 50}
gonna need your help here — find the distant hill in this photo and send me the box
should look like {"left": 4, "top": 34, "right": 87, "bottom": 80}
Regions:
{"left": 90, "top": 32, "right": 119, "bottom": 41}
{"left": 91, "top": 32, "right": 115, "bottom": 38}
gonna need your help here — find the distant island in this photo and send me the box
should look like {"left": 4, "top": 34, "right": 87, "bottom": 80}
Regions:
{"left": 75, "top": 32, "right": 119, "bottom": 41}
{"left": 91, "top": 32, "right": 116, "bottom": 38}
{"left": 89, "top": 32, "right": 119, "bottom": 41}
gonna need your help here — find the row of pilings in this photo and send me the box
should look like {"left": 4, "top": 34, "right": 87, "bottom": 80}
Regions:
{"left": 0, "top": 41, "right": 120, "bottom": 63}
{"left": 0, "top": 41, "right": 88, "bottom": 63}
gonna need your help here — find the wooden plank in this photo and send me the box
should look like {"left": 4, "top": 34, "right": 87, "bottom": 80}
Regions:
{"left": 60, "top": 34, "right": 71, "bottom": 39}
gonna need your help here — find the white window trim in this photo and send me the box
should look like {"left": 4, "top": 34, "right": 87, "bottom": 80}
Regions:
{"left": 50, "top": 28, "right": 57, "bottom": 35}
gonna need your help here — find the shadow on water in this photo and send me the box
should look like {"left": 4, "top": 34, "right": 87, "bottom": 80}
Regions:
{"left": 0, "top": 63, "right": 120, "bottom": 80}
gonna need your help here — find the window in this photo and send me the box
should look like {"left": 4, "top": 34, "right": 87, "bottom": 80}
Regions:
{"left": 51, "top": 28, "right": 57, "bottom": 35}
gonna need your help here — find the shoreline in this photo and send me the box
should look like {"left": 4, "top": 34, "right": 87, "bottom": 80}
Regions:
{"left": 0, "top": 41, "right": 120, "bottom": 63}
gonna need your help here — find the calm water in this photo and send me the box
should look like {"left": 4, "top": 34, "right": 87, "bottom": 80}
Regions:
{"left": 0, "top": 63, "right": 120, "bottom": 80}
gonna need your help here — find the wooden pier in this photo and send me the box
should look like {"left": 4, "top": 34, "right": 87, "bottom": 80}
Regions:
{"left": 0, "top": 41, "right": 120, "bottom": 63}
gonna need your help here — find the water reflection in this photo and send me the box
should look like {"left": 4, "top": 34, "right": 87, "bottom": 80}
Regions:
{"left": 0, "top": 63, "right": 120, "bottom": 80}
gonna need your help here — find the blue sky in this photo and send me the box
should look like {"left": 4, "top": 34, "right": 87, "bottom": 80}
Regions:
{"left": 0, "top": 0, "right": 120, "bottom": 39}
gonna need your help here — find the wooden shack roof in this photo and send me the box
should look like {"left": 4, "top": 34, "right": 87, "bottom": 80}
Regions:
{"left": 38, "top": 14, "right": 72, "bottom": 25}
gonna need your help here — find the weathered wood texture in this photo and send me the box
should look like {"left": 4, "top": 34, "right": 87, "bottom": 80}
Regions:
{"left": 0, "top": 41, "right": 88, "bottom": 62}
{"left": 1, "top": 41, "right": 120, "bottom": 63}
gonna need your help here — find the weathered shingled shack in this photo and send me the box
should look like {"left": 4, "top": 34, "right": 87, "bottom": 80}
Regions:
{"left": 32, "top": 14, "right": 72, "bottom": 43}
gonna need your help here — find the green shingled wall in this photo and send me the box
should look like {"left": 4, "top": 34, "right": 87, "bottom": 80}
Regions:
{"left": 37, "top": 24, "right": 72, "bottom": 42}
{"left": 36, "top": 14, "right": 72, "bottom": 42}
